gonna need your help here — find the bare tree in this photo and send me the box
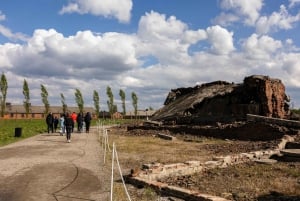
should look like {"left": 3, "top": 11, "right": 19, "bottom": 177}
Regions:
{"left": 23, "top": 79, "right": 30, "bottom": 118}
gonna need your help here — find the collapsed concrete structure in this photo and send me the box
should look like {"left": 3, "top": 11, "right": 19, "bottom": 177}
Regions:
{"left": 151, "top": 75, "right": 290, "bottom": 124}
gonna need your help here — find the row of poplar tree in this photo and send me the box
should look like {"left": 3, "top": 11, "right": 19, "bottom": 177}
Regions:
{"left": 0, "top": 73, "right": 140, "bottom": 118}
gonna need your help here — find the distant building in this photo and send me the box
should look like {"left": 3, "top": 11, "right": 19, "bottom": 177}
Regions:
{"left": 125, "top": 109, "right": 156, "bottom": 120}
{"left": 3, "top": 103, "right": 96, "bottom": 119}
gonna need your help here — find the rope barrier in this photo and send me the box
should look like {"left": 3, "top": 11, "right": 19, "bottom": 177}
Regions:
{"left": 113, "top": 143, "right": 132, "bottom": 201}
{"left": 105, "top": 129, "right": 111, "bottom": 151}
{"left": 110, "top": 142, "right": 115, "bottom": 201}
{"left": 98, "top": 122, "right": 132, "bottom": 201}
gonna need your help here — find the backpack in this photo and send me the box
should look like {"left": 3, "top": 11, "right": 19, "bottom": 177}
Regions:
{"left": 65, "top": 117, "right": 73, "bottom": 128}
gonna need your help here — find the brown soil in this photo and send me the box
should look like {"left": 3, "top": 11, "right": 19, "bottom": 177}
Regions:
{"left": 108, "top": 125, "right": 300, "bottom": 201}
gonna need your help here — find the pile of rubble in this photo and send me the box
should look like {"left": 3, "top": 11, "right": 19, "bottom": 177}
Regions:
{"left": 152, "top": 75, "right": 290, "bottom": 124}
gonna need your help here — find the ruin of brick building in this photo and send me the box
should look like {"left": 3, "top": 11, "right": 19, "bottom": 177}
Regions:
{"left": 151, "top": 75, "right": 290, "bottom": 124}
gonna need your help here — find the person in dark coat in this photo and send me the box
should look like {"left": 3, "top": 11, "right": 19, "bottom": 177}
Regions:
{"left": 53, "top": 116, "right": 59, "bottom": 132}
{"left": 76, "top": 112, "right": 83, "bottom": 133}
{"left": 64, "top": 112, "right": 73, "bottom": 143}
{"left": 84, "top": 112, "right": 92, "bottom": 133}
{"left": 46, "top": 112, "right": 54, "bottom": 133}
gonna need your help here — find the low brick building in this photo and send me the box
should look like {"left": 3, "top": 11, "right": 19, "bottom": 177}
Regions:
{"left": 3, "top": 103, "right": 96, "bottom": 119}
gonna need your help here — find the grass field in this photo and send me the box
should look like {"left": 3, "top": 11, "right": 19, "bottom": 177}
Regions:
{"left": 0, "top": 118, "right": 137, "bottom": 147}
{"left": 0, "top": 119, "right": 48, "bottom": 146}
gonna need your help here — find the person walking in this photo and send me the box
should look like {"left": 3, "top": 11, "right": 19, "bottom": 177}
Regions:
{"left": 71, "top": 112, "right": 77, "bottom": 132}
{"left": 46, "top": 112, "right": 54, "bottom": 133}
{"left": 64, "top": 112, "right": 73, "bottom": 143}
{"left": 76, "top": 112, "right": 83, "bottom": 133}
{"left": 84, "top": 112, "right": 92, "bottom": 133}
{"left": 53, "top": 116, "right": 59, "bottom": 132}
{"left": 59, "top": 113, "right": 65, "bottom": 136}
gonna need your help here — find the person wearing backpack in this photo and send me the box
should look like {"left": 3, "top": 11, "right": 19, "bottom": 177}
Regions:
{"left": 46, "top": 112, "right": 54, "bottom": 133}
{"left": 84, "top": 112, "right": 92, "bottom": 133}
{"left": 64, "top": 112, "right": 73, "bottom": 143}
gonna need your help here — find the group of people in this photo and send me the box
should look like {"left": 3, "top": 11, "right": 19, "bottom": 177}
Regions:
{"left": 46, "top": 111, "right": 92, "bottom": 143}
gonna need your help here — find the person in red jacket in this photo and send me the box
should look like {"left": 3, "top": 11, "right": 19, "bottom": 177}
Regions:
{"left": 64, "top": 112, "right": 73, "bottom": 143}
{"left": 71, "top": 112, "right": 77, "bottom": 132}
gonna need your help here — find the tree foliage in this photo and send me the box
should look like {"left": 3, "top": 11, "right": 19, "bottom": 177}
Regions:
{"left": 106, "top": 86, "right": 114, "bottom": 117}
{"left": 131, "top": 92, "right": 138, "bottom": 118}
{"left": 93, "top": 90, "right": 100, "bottom": 119}
{"left": 0, "top": 73, "right": 7, "bottom": 117}
{"left": 23, "top": 79, "right": 30, "bottom": 118}
{"left": 40, "top": 84, "right": 49, "bottom": 114}
{"left": 119, "top": 89, "right": 126, "bottom": 116}
{"left": 74, "top": 88, "right": 84, "bottom": 113}
{"left": 60, "top": 93, "right": 67, "bottom": 114}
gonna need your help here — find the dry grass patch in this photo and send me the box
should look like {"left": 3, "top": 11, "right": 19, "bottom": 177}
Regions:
{"left": 160, "top": 161, "right": 300, "bottom": 200}
{"left": 106, "top": 129, "right": 222, "bottom": 173}
{"left": 104, "top": 126, "right": 300, "bottom": 201}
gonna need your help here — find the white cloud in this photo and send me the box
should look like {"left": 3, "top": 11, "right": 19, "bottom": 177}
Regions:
{"left": 138, "top": 11, "right": 188, "bottom": 42}
{"left": 137, "top": 11, "right": 192, "bottom": 65}
{"left": 182, "top": 30, "right": 207, "bottom": 44}
{"left": 289, "top": 0, "right": 300, "bottom": 8}
{"left": 256, "top": 5, "right": 300, "bottom": 34}
{"left": 0, "top": 28, "right": 139, "bottom": 80}
{"left": 0, "top": 11, "right": 28, "bottom": 42}
{"left": 1, "top": 6, "right": 300, "bottom": 109}
{"left": 0, "top": 11, "right": 5, "bottom": 21}
{"left": 59, "top": 0, "right": 132, "bottom": 23}
{"left": 212, "top": 12, "right": 240, "bottom": 26}
{"left": 218, "top": 0, "right": 263, "bottom": 26}
{"left": 206, "top": 25, "right": 235, "bottom": 55}
{"left": 242, "top": 34, "right": 282, "bottom": 59}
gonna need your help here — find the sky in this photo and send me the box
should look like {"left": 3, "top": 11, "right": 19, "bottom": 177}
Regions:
{"left": 0, "top": 0, "right": 300, "bottom": 112}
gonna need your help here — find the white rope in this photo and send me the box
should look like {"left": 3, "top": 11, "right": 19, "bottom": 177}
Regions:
{"left": 97, "top": 120, "right": 101, "bottom": 142}
{"left": 103, "top": 131, "right": 107, "bottom": 164}
{"left": 110, "top": 142, "right": 115, "bottom": 201}
{"left": 101, "top": 127, "right": 105, "bottom": 149}
{"left": 105, "top": 129, "right": 111, "bottom": 152}
{"left": 114, "top": 144, "right": 132, "bottom": 201}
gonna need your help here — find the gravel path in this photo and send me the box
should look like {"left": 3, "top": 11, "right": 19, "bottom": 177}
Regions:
{"left": 0, "top": 127, "right": 111, "bottom": 201}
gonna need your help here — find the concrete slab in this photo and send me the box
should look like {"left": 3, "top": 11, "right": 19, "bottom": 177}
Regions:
{"left": 280, "top": 149, "right": 300, "bottom": 157}
{"left": 0, "top": 128, "right": 110, "bottom": 201}
{"left": 253, "top": 158, "right": 277, "bottom": 164}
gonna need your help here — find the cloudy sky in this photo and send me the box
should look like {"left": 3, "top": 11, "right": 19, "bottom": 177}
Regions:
{"left": 0, "top": 0, "right": 300, "bottom": 112}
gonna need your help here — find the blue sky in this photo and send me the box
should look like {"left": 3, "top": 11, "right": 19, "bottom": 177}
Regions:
{"left": 0, "top": 0, "right": 300, "bottom": 112}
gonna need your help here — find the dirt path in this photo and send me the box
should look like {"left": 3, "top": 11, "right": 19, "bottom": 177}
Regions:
{"left": 0, "top": 127, "right": 111, "bottom": 201}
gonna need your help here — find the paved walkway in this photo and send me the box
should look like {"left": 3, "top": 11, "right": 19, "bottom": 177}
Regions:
{"left": 0, "top": 127, "right": 111, "bottom": 201}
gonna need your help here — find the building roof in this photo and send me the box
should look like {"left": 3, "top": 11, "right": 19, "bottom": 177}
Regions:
{"left": 125, "top": 109, "right": 156, "bottom": 116}
{"left": 5, "top": 104, "right": 95, "bottom": 114}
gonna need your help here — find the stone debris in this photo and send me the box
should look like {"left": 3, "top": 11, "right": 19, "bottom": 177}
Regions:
{"left": 125, "top": 134, "right": 298, "bottom": 201}
{"left": 152, "top": 75, "right": 290, "bottom": 124}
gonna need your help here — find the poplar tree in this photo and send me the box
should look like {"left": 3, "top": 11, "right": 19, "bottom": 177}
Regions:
{"left": 119, "top": 89, "right": 126, "bottom": 116}
{"left": 131, "top": 92, "right": 138, "bottom": 119}
{"left": 106, "top": 86, "right": 114, "bottom": 118}
{"left": 93, "top": 90, "right": 100, "bottom": 119}
{"left": 0, "top": 73, "right": 7, "bottom": 117}
{"left": 60, "top": 93, "right": 67, "bottom": 114}
{"left": 40, "top": 84, "right": 49, "bottom": 114}
{"left": 23, "top": 79, "right": 30, "bottom": 118}
{"left": 75, "top": 88, "right": 84, "bottom": 113}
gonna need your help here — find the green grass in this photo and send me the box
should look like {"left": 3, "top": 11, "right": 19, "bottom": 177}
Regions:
{"left": 0, "top": 119, "right": 48, "bottom": 146}
{"left": 0, "top": 118, "right": 137, "bottom": 147}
